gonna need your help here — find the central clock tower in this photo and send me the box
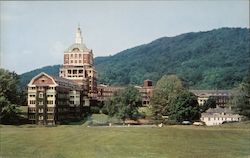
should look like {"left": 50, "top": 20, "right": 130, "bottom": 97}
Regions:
{"left": 60, "top": 27, "right": 97, "bottom": 99}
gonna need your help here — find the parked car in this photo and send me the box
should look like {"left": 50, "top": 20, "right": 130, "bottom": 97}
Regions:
{"left": 193, "top": 121, "right": 205, "bottom": 126}
{"left": 182, "top": 121, "right": 192, "bottom": 125}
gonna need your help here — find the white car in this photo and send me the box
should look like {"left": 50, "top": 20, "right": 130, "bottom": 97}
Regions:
{"left": 182, "top": 121, "right": 191, "bottom": 125}
{"left": 193, "top": 122, "right": 204, "bottom": 126}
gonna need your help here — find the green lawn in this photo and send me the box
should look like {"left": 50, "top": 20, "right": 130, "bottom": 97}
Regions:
{"left": 1, "top": 122, "right": 250, "bottom": 158}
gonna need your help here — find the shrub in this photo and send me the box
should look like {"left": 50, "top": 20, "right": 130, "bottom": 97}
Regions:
{"left": 90, "top": 106, "right": 100, "bottom": 114}
{"left": 164, "top": 119, "right": 180, "bottom": 125}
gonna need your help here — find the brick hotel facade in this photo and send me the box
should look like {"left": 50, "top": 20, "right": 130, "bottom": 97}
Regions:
{"left": 28, "top": 27, "right": 97, "bottom": 125}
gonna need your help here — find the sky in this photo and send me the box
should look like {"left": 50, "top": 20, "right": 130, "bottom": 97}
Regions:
{"left": 0, "top": 1, "right": 249, "bottom": 74}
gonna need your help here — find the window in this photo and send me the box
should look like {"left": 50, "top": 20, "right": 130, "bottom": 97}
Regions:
{"left": 29, "top": 95, "right": 35, "bottom": 97}
{"left": 39, "top": 92, "right": 43, "bottom": 98}
{"left": 71, "top": 54, "right": 73, "bottom": 57}
{"left": 75, "top": 60, "right": 77, "bottom": 63}
{"left": 29, "top": 115, "right": 35, "bottom": 120}
{"left": 47, "top": 108, "right": 54, "bottom": 113}
{"left": 75, "top": 54, "right": 77, "bottom": 58}
{"left": 39, "top": 116, "right": 43, "bottom": 120}
{"left": 47, "top": 100, "right": 53, "bottom": 104}
{"left": 29, "top": 100, "right": 36, "bottom": 104}
{"left": 39, "top": 101, "right": 43, "bottom": 105}
{"left": 31, "top": 87, "right": 36, "bottom": 90}
{"left": 79, "top": 60, "right": 82, "bottom": 63}
{"left": 48, "top": 115, "right": 54, "bottom": 120}
{"left": 29, "top": 108, "right": 36, "bottom": 113}
{"left": 38, "top": 108, "right": 43, "bottom": 113}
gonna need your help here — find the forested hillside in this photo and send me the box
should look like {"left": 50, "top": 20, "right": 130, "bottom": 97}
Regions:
{"left": 95, "top": 27, "right": 250, "bottom": 89}
{"left": 19, "top": 28, "right": 250, "bottom": 89}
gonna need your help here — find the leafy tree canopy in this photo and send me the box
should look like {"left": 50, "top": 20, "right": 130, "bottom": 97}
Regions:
{"left": 168, "top": 91, "right": 200, "bottom": 122}
{"left": 151, "top": 75, "right": 184, "bottom": 116}
{"left": 200, "top": 97, "right": 217, "bottom": 113}
{"left": 232, "top": 72, "right": 250, "bottom": 119}
{"left": 151, "top": 75, "right": 200, "bottom": 122}
{"left": 102, "top": 86, "right": 142, "bottom": 121}
{"left": 0, "top": 68, "right": 23, "bottom": 124}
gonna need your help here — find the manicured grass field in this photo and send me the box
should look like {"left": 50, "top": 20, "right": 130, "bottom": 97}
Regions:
{"left": 1, "top": 121, "right": 250, "bottom": 158}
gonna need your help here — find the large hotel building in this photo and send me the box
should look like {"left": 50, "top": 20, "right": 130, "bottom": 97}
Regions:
{"left": 28, "top": 27, "right": 97, "bottom": 125}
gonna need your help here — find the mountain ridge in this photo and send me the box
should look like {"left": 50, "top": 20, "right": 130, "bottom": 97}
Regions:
{"left": 19, "top": 27, "right": 250, "bottom": 90}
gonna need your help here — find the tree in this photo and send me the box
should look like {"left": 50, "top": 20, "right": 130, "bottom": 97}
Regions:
{"left": 0, "top": 96, "right": 21, "bottom": 124}
{"left": 151, "top": 75, "right": 185, "bottom": 117}
{"left": 151, "top": 75, "right": 200, "bottom": 123}
{"left": 200, "top": 97, "right": 216, "bottom": 112}
{"left": 102, "top": 86, "right": 142, "bottom": 122}
{"left": 168, "top": 91, "right": 200, "bottom": 122}
{"left": 232, "top": 73, "right": 250, "bottom": 119}
{"left": 0, "top": 68, "right": 22, "bottom": 124}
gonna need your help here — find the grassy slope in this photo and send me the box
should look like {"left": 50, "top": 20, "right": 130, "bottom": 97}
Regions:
{"left": 1, "top": 124, "right": 250, "bottom": 158}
